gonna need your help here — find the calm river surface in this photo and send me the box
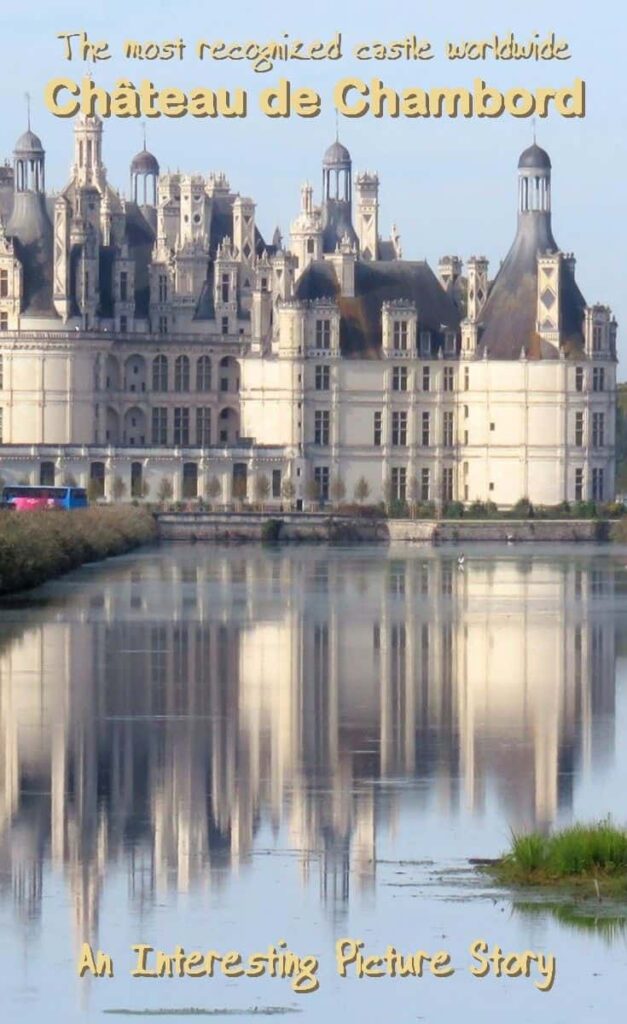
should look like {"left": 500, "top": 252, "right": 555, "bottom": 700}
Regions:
{"left": 1, "top": 542, "right": 627, "bottom": 1023}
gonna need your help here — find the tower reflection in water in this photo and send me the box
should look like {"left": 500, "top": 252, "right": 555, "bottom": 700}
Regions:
{"left": 0, "top": 547, "right": 617, "bottom": 945}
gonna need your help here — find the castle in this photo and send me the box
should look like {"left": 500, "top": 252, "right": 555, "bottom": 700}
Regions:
{"left": 0, "top": 114, "right": 617, "bottom": 507}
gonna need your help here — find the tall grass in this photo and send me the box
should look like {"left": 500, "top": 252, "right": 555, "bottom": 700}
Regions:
{"left": 0, "top": 506, "right": 156, "bottom": 595}
{"left": 505, "top": 820, "right": 627, "bottom": 880}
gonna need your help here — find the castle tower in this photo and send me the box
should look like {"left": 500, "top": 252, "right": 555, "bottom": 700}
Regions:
{"left": 13, "top": 126, "right": 45, "bottom": 194}
{"left": 355, "top": 172, "right": 379, "bottom": 261}
{"left": 72, "top": 114, "right": 105, "bottom": 190}
{"left": 289, "top": 183, "right": 322, "bottom": 271}
{"left": 321, "top": 140, "right": 358, "bottom": 253}
{"left": 130, "top": 132, "right": 159, "bottom": 207}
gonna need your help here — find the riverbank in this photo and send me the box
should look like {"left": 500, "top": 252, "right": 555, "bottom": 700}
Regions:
{"left": 0, "top": 506, "right": 157, "bottom": 596}
{"left": 480, "top": 821, "right": 627, "bottom": 899}
{"left": 155, "top": 511, "right": 611, "bottom": 544}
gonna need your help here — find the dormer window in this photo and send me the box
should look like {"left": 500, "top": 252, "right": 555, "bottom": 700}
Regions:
{"left": 420, "top": 331, "right": 431, "bottom": 356}
{"left": 221, "top": 274, "right": 230, "bottom": 303}
{"left": 307, "top": 238, "right": 315, "bottom": 254}
{"left": 0, "top": 269, "right": 8, "bottom": 298}
{"left": 444, "top": 331, "right": 456, "bottom": 355}
{"left": 393, "top": 320, "right": 408, "bottom": 351}
{"left": 593, "top": 325, "right": 602, "bottom": 352}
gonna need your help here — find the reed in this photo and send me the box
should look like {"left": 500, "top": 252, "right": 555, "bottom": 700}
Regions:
{"left": 0, "top": 506, "right": 156, "bottom": 595}
{"left": 490, "top": 820, "right": 627, "bottom": 892}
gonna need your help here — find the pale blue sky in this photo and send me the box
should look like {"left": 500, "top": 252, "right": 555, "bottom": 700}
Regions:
{"left": 3, "top": 0, "right": 626, "bottom": 367}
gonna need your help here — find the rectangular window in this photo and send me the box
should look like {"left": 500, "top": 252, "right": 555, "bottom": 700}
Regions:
{"left": 173, "top": 407, "right": 190, "bottom": 446}
{"left": 575, "top": 411, "right": 584, "bottom": 447}
{"left": 221, "top": 274, "right": 230, "bottom": 303}
{"left": 196, "top": 407, "right": 211, "bottom": 446}
{"left": 392, "top": 366, "right": 408, "bottom": 391}
{"left": 575, "top": 467, "right": 584, "bottom": 502}
{"left": 443, "top": 366, "right": 454, "bottom": 392}
{"left": 393, "top": 320, "right": 408, "bottom": 350}
{"left": 119, "top": 315, "right": 127, "bottom": 334}
{"left": 464, "top": 366, "right": 470, "bottom": 391}
{"left": 314, "top": 465, "right": 329, "bottom": 500}
{"left": 120, "top": 271, "right": 128, "bottom": 302}
{"left": 592, "top": 467, "right": 604, "bottom": 501}
{"left": 420, "top": 331, "right": 431, "bottom": 356}
{"left": 592, "top": 412, "right": 605, "bottom": 447}
{"left": 373, "top": 410, "right": 382, "bottom": 447}
{"left": 392, "top": 410, "right": 407, "bottom": 446}
{"left": 391, "top": 466, "right": 407, "bottom": 502}
{"left": 315, "top": 319, "right": 331, "bottom": 349}
{"left": 158, "top": 315, "right": 168, "bottom": 335}
{"left": 315, "top": 365, "right": 330, "bottom": 391}
{"left": 0, "top": 269, "right": 8, "bottom": 298}
{"left": 0, "top": 311, "right": 8, "bottom": 331}
{"left": 420, "top": 467, "right": 430, "bottom": 502}
{"left": 421, "top": 411, "right": 430, "bottom": 447}
{"left": 593, "top": 367, "right": 605, "bottom": 392}
{"left": 422, "top": 366, "right": 430, "bottom": 392}
{"left": 272, "top": 469, "right": 281, "bottom": 498}
{"left": 575, "top": 366, "right": 584, "bottom": 392}
{"left": 221, "top": 316, "right": 229, "bottom": 335}
{"left": 443, "top": 410, "right": 454, "bottom": 447}
{"left": 151, "top": 407, "right": 168, "bottom": 445}
{"left": 314, "top": 409, "right": 330, "bottom": 445}
{"left": 158, "top": 273, "right": 168, "bottom": 302}
{"left": 592, "top": 325, "right": 603, "bottom": 352}
{"left": 442, "top": 466, "right": 454, "bottom": 503}
{"left": 444, "top": 332, "right": 456, "bottom": 355}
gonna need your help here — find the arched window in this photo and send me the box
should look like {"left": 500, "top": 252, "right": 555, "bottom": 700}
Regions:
{"left": 152, "top": 354, "right": 168, "bottom": 392}
{"left": 174, "top": 354, "right": 190, "bottom": 392}
{"left": 196, "top": 355, "right": 212, "bottom": 392}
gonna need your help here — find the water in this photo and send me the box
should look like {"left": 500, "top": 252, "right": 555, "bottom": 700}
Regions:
{"left": 1, "top": 542, "right": 627, "bottom": 1023}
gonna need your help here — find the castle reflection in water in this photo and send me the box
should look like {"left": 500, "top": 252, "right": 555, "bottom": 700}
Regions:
{"left": 0, "top": 546, "right": 618, "bottom": 945}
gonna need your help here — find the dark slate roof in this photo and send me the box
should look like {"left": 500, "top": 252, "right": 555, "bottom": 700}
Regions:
{"left": 14, "top": 129, "right": 44, "bottom": 155}
{"left": 131, "top": 148, "right": 159, "bottom": 175}
{"left": 6, "top": 192, "right": 57, "bottom": 316}
{"left": 295, "top": 259, "right": 461, "bottom": 358}
{"left": 476, "top": 211, "right": 586, "bottom": 359}
{"left": 208, "top": 195, "right": 267, "bottom": 259}
{"left": 518, "top": 144, "right": 551, "bottom": 169}
{"left": 323, "top": 140, "right": 351, "bottom": 167}
{"left": 124, "top": 202, "right": 156, "bottom": 317}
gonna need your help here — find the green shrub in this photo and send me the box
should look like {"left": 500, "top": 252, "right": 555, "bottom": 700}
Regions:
{"left": 572, "top": 500, "right": 597, "bottom": 519}
{"left": 511, "top": 497, "right": 534, "bottom": 519}
{"left": 261, "top": 518, "right": 283, "bottom": 542}
{"left": 443, "top": 501, "right": 465, "bottom": 519}
{"left": 387, "top": 499, "right": 409, "bottom": 519}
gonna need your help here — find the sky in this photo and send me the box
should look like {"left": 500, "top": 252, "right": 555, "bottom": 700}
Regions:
{"left": 2, "top": 0, "right": 626, "bottom": 368}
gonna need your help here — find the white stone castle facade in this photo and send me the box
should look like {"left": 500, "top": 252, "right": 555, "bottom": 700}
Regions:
{"left": 0, "top": 115, "right": 617, "bottom": 507}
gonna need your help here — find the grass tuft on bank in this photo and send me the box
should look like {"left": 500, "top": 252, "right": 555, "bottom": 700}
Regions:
{"left": 0, "top": 506, "right": 157, "bottom": 595}
{"left": 486, "top": 820, "right": 627, "bottom": 895}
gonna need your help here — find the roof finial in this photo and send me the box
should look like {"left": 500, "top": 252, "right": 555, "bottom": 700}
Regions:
{"left": 532, "top": 117, "right": 536, "bottom": 145}
{"left": 335, "top": 108, "right": 339, "bottom": 142}
{"left": 142, "top": 120, "right": 147, "bottom": 151}
{"left": 25, "top": 91, "right": 31, "bottom": 130}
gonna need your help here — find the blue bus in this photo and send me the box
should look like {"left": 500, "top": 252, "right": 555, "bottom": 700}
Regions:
{"left": 2, "top": 485, "right": 88, "bottom": 511}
